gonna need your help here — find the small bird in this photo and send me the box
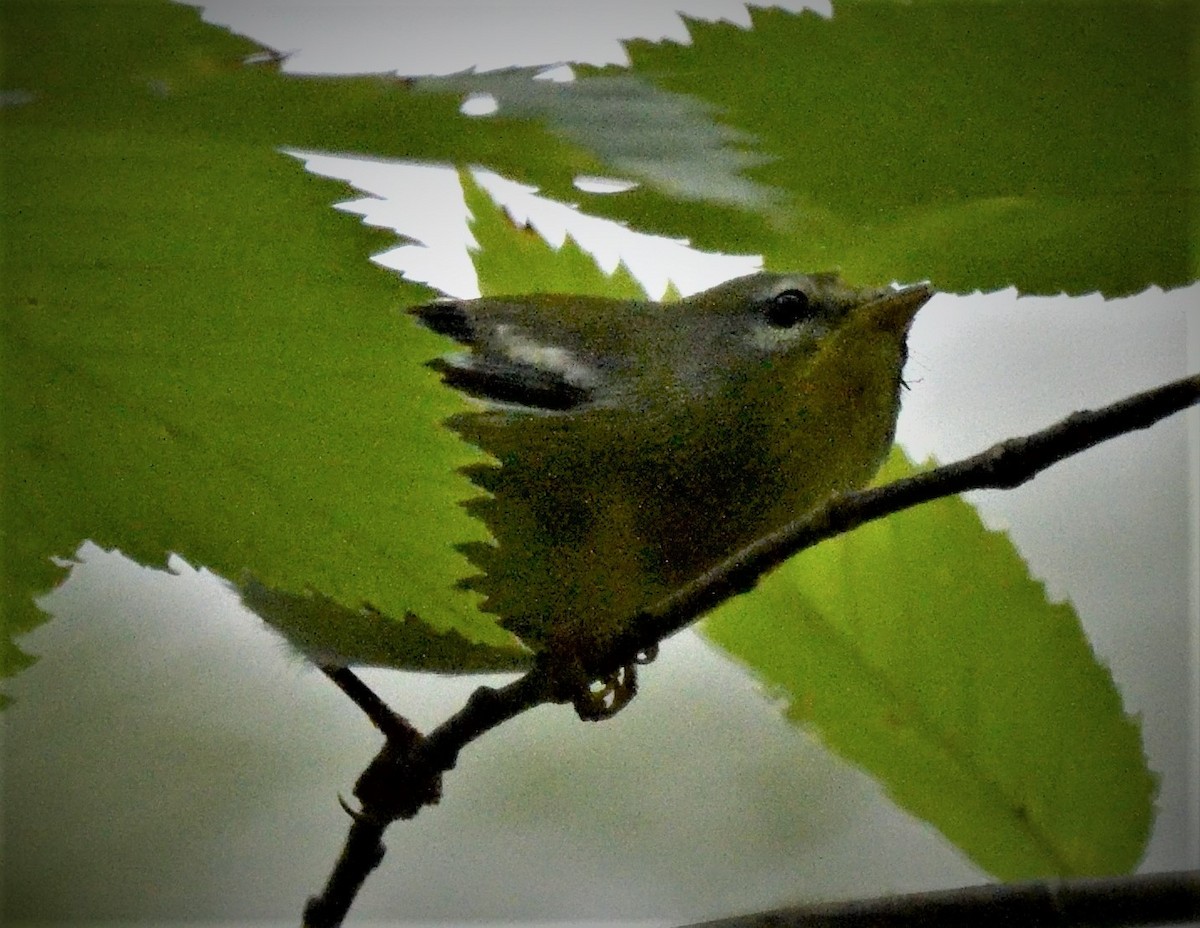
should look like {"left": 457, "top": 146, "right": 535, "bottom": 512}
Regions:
{"left": 411, "top": 272, "right": 933, "bottom": 716}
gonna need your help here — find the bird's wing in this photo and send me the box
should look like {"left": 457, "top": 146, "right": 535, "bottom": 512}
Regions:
{"left": 410, "top": 298, "right": 611, "bottom": 412}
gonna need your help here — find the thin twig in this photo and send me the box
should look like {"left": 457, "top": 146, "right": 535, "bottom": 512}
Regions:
{"left": 319, "top": 664, "right": 420, "bottom": 741}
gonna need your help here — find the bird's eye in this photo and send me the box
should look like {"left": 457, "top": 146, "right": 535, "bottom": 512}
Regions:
{"left": 765, "top": 289, "right": 811, "bottom": 328}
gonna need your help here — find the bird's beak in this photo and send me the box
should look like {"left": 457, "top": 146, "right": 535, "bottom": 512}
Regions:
{"left": 861, "top": 282, "right": 935, "bottom": 335}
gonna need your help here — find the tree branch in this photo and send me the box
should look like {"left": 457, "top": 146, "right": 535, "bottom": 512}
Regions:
{"left": 581, "top": 372, "right": 1200, "bottom": 678}
{"left": 681, "top": 869, "right": 1200, "bottom": 928}
{"left": 306, "top": 371, "right": 1200, "bottom": 926}
{"left": 303, "top": 666, "right": 556, "bottom": 927}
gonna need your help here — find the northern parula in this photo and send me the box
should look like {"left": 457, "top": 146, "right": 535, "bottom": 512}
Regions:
{"left": 412, "top": 272, "right": 933, "bottom": 714}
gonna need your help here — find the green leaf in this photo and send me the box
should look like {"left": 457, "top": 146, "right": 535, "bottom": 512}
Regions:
{"left": 700, "top": 449, "right": 1156, "bottom": 879}
{"left": 2, "top": 0, "right": 539, "bottom": 686}
{"left": 462, "top": 169, "right": 646, "bottom": 300}
{"left": 423, "top": 1, "right": 1197, "bottom": 295}
{"left": 241, "top": 580, "right": 530, "bottom": 673}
